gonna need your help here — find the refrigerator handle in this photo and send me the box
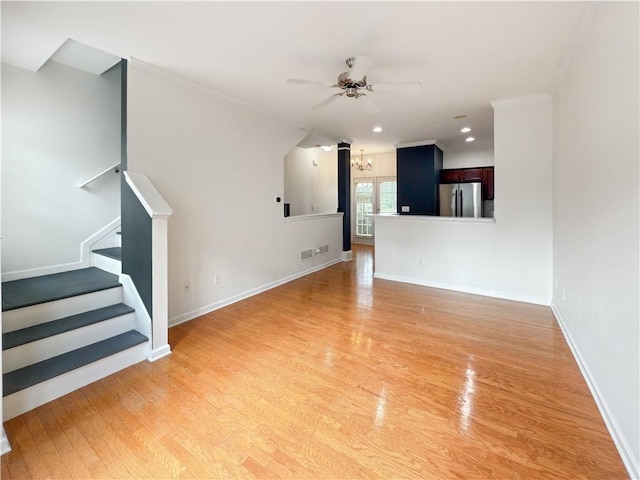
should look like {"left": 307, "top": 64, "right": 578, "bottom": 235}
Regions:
{"left": 451, "top": 189, "right": 456, "bottom": 216}
{"left": 452, "top": 190, "right": 456, "bottom": 216}
{"left": 455, "top": 189, "right": 459, "bottom": 217}
{"left": 459, "top": 189, "right": 463, "bottom": 216}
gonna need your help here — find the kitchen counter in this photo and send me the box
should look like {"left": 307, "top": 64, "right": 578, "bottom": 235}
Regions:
{"left": 371, "top": 213, "right": 495, "bottom": 223}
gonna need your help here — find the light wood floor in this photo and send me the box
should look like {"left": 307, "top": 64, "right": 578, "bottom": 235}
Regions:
{"left": 1, "top": 246, "right": 628, "bottom": 479}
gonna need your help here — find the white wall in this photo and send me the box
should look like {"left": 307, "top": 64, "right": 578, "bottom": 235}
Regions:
{"left": 374, "top": 96, "right": 553, "bottom": 305}
{"left": 552, "top": 3, "right": 639, "bottom": 476}
{"left": 443, "top": 140, "right": 494, "bottom": 169}
{"left": 127, "top": 61, "right": 344, "bottom": 324}
{"left": 284, "top": 147, "right": 337, "bottom": 216}
{"left": 1, "top": 61, "right": 121, "bottom": 278}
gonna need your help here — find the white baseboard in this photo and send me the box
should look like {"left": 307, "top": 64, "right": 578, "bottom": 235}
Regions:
{"left": 2, "top": 261, "right": 86, "bottom": 282}
{"left": 551, "top": 304, "right": 639, "bottom": 480}
{"left": 0, "top": 428, "right": 11, "bottom": 455}
{"left": 2, "top": 217, "right": 121, "bottom": 282}
{"left": 169, "top": 257, "right": 343, "bottom": 328}
{"left": 80, "top": 218, "right": 121, "bottom": 266}
{"left": 148, "top": 344, "right": 171, "bottom": 362}
{"left": 373, "top": 272, "right": 550, "bottom": 306}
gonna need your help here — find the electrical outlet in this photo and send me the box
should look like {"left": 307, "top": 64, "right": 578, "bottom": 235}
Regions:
{"left": 215, "top": 273, "right": 221, "bottom": 284}
{"left": 419, "top": 257, "right": 423, "bottom": 266}
{"left": 184, "top": 282, "right": 191, "bottom": 293}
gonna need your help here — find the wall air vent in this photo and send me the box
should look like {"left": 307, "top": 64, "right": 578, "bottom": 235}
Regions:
{"left": 317, "top": 244, "right": 329, "bottom": 255}
{"left": 301, "top": 249, "right": 313, "bottom": 261}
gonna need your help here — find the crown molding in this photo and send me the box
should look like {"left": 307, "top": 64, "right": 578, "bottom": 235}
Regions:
{"left": 490, "top": 94, "right": 551, "bottom": 109}
{"left": 395, "top": 139, "right": 439, "bottom": 149}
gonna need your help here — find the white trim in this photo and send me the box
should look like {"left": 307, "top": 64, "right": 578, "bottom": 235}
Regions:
{"left": 3, "top": 341, "right": 148, "bottom": 421}
{"left": 169, "top": 257, "right": 342, "bottom": 328}
{"left": 81, "top": 218, "right": 121, "bottom": 266}
{"left": 342, "top": 250, "right": 353, "bottom": 262}
{"left": 3, "top": 288, "right": 124, "bottom": 333}
{"left": 2, "top": 261, "right": 86, "bottom": 283}
{"left": 3, "top": 312, "right": 136, "bottom": 373}
{"left": 151, "top": 218, "right": 171, "bottom": 355}
{"left": 124, "top": 171, "right": 173, "bottom": 219}
{"left": 77, "top": 162, "right": 121, "bottom": 188}
{"left": 0, "top": 428, "right": 11, "bottom": 455}
{"left": 395, "top": 139, "right": 438, "bottom": 149}
{"left": 284, "top": 212, "right": 343, "bottom": 222}
{"left": 1, "top": 217, "right": 121, "bottom": 282}
{"left": 371, "top": 213, "right": 495, "bottom": 224}
{"left": 551, "top": 303, "right": 639, "bottom": 480}
{"left": 373, "top": 272, "right": 550, "bottom": 306}
{"left": 148, "top": 344, "right": 172, "bottom": 362}
{"left": 490, "top": 94, "right": 551, "bottom": 108}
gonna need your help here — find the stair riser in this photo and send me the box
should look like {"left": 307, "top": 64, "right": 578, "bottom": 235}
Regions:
{"left": 3, "top": 287, "right": 123, "bottom": 333}
{"left": 3, "top": 312, "right": 136, "bottom": 373}
{"left": 91, "top": 254, "right": 122, "bottom": 275}
{"left": 3, "top": 341, "right": 149, "bottom": 421}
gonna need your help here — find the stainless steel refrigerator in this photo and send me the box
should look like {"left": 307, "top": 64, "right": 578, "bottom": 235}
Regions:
{"left": 439, "top": 182, "right": 482, "bottom": 218}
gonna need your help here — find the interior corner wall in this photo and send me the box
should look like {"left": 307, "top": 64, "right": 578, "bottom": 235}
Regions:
{"left": 126, "top": 63, "right": 344, "bottom": 323}
{"left": 284, "top": 147, "right": 337, "bottom": 216}
{"left": 551, "top": 2, "right": 639, "bottom": 476}
{"left": 1, "top": 61, "right": 121, "bottom": 277}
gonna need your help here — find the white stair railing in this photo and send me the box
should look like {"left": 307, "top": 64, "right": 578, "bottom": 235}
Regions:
{"left": 77, "top": 162, "right": 121, "bottom": 188}
{"left": 123, "top": 171, "right": 173, "bottom": 361}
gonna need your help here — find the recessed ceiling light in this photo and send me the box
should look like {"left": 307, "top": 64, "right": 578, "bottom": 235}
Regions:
{"left": 321, "top": 145, "right": 332, "bottom": 151}
{"left": 454, "top": 114, "right": 468, "bottom": 120}
{"left": 465, "top": 137, "right": 475, "bottom": 142}
{"left": 460, "top": 127, "right": 471, "bottom": 133}
{"left": 372, "top": 126, "right": 383, "bottom": 133}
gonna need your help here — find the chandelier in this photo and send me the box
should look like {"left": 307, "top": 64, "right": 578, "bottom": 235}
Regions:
{"left": 352, "top": 149, "right": 373, "bottom": 171}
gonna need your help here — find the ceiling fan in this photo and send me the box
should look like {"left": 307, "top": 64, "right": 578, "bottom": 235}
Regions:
{"left": 287, "top": 56, "right": 422, "bottom": 114}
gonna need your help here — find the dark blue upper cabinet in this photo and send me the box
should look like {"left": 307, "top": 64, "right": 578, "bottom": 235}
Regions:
{"left": 396, "top": 144, "right": 443, "bottom": 215}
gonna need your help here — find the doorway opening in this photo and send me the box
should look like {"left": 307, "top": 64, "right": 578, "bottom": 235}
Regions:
{"left": 352, "top": 177, "right": 396, "bottom": 244}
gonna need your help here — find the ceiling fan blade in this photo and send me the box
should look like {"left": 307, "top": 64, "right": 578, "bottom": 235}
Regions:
{"left": 287, "top": 78, "right": 336, "bottom": 88}
{"left": 368, "top": 82, "right": 423, "bottom": 93}
{"left": 349, "top": 56, "right": 373, "bottom": 81}
{"left": 358, "top": 95, "right": 382, "bottom": 114}
{"left": 310, "top": 93, "right": 344, "bottom": 110}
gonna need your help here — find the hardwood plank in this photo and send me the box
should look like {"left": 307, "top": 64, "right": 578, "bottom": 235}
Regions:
{"left": 0, "top": 245, "right": 628, "bottom": 479}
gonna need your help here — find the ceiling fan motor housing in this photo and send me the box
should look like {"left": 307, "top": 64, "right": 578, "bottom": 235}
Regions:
{"left": 338, "top": 71, "right": 368, "bottom": 88}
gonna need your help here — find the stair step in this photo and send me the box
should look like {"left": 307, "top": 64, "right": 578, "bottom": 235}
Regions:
{"left": 3, "top": 303, "right": 134, "bottom": 350}
{"left": 92, "top": 247, "right": 122, "bottom": 261}
{"left": 2, "top": 267, "right": 120, "bottom": 312}
{"left": 3, "top": 330, "right": 148, "bottom": 396}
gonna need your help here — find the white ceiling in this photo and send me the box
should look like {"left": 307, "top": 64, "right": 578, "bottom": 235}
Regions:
{"left": 1, "top": 1, "right": 590, "bottom": 153}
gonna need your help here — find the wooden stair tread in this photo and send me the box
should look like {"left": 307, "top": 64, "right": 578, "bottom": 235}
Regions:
{"left": 92, "top": 247, "right": 122, "bottom": 261}
{"left": 1, "top": 267, "right": 121, "bottom": 312}
{"left": 2, "top": 303, "right": 135, "bottom": 350}
{"left": 3, "top": 330, "right": 148, "bottom": 396}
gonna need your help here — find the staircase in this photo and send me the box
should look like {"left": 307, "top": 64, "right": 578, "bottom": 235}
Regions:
{"left": 2, "top": 265, "right": 149, "bottom": 420}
